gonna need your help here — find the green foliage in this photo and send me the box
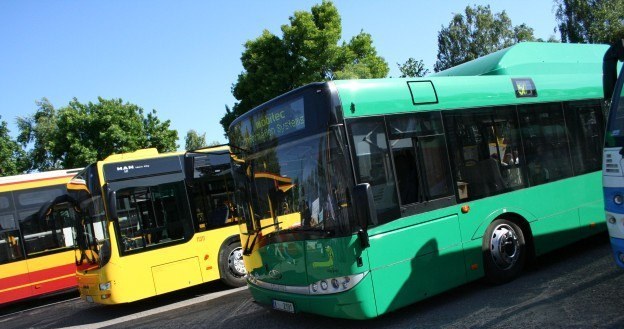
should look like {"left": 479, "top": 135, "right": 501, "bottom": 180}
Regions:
{"left": 18, "top": 97, "right": 178, "bottom": 170}
{"left": 335, "top": 31, "right": 389, "bottom": 79}
{"left": 397, "top": 58, "right": 430, "bottom": 78}
{"left": 592, "top": 0, "right": 624, "bottom": 43}
{"left": 555, "top": 0, "right": 594, "bottom": 43}
{"left": 16, "top": 98, "right": 61, "bottom": 171}
{"left": 0, "top": 116, "right": 27, "bottom": 176}
{"left": 144, "top": 110, "right": 178, "bottom": 153}
{"left": 434, "top": 5, "right": 536, "bottom": 72}
{"left": 185, "top": 129, "right": 207, "bottom": 151}
{"left": 221, "top": 0, "right": 389, "bottom": 135}
{"left": 555, "top": 0, "right": 624, "bottom": 44}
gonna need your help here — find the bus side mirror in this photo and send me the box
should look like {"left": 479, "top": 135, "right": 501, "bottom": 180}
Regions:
{"left": 106, "top": 188, "right": 118, "bottom": 221}
{"left": 353, "top": 183, "right": 377, "bottom": 248}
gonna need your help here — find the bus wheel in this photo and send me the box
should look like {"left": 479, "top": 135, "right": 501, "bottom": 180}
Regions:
{"left": 483, "top": 218, "right": 526, "bottom": 284}
{"left": 219, "top": 241, "right": 247, "bottom": 287}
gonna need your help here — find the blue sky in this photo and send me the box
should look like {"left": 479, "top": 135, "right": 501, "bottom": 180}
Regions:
{"left": 0, "top": 1, "right": 560, "bottom": 150}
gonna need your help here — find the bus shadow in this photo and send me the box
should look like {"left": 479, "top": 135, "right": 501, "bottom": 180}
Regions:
{"left": 0, "top": 289, "right": 79, "bottom": 317}
{"left": 0, "top": 280, "right": 238, "bottom": 328}
{"left": 379, "top": 231, "right": 620, "bottom": 326}
{"left": 78, "top": 281, "right": 235, "bottom": 320}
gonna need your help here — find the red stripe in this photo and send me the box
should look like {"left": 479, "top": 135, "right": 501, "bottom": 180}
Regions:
{"left": 28, "top": 263, "right": 76, "bottom": 282}
{"left": 30, "top": 275, "right": 77, "bottom": 297}
{"left": 0, "top": 263, "right": 76, "bottom": 292}
{"left": 0, "top": 276, "right": 77, "bottom": 305}
{"left": 0, "top": 286, "right": 31, "bottom": 304}
{"left": 0, "top": 272, "right": 30, "bottom": 291}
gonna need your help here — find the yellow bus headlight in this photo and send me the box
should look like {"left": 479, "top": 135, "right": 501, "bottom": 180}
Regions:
{"left": 99, "top": 282, "right": 111, "bottom": 291}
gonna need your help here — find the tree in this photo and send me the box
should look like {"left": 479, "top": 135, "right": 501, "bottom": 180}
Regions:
{"left": 220, "top": 0, "right": 389, "bottom": 135}
{"left": 434, "top": 5, "right": 536, "bottom": 72}
{"left": 555, "top": 0, "right": 624, "bottom": 44}
{"left": 19, "top": 97, "right": 178, "bottom": 170}
{"left": 16, "top": 98, "right": 61, "bottom": 171}
{"left": 185, "top": 129, "right": 207, "bottom": 151}
{"left": 397, "top": 58, "right": 430, "bottom": 78}
{"left": 144, "top": 109, "right": 178, "bottom": 153}
{"left": 0, "top": 116, "right": 27, "bottom": 176}
{"left": 334, "top": 31, "right": 389, "bottom": 79}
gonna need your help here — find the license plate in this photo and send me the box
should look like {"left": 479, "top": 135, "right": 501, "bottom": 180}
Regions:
{"left": 272, "top": 299, "right": 294, "bottom": 313}
{"left": 86, "top": 296, "right": 94, "bottom": 303}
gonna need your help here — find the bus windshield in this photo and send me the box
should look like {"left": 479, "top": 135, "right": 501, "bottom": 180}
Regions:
{"left": 229, "top": 85, "right": 355, "bottom": 241}
{"left": 606, "top": 69, "right": 624, "bottom": 148}
{"left": 68, "top": 166, "right": 109, "bottom": 268}
{"left": 112, "top": 180, "right": 191, "bottom": 253}
{"left": 102, "top": 156, "right": 194, "bottom": 256}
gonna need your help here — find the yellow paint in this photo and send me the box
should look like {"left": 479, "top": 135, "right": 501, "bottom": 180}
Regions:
{"left": 74, "top": 147, "right": 246, "bottom": 304}
{"left": 152, "top": 257, "right": 203, "bottom": 295}
{"left": 77, "top": 221, "right": 242, "bottom": 304}
{"left": 312, "top": 246, "right": 335, "bottom": 268}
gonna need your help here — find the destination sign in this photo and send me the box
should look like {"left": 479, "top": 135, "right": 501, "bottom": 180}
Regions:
{"left": 230, "top": 97, "right": 305, "bottom": 149}
{"left": 103, "top": 155, "right": 183, "bottom": 182}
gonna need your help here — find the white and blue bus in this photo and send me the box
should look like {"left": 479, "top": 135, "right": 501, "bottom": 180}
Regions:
{"left": 603, "top": 40, "right": 624, "bottom": 268}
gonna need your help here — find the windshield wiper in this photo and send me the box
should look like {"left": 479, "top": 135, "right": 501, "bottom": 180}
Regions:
{"left": 242, "top": 221, "right": 283, "bottom": 256}
{"left": 300, "top": 227, "right": 333, "bottom": 234}
{"left": 287, "top": 226, "right": 334, "bottom": 235}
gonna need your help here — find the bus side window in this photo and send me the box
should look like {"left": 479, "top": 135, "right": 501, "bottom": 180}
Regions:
{"left": 444, "top": 106, "right": 525, "bottom": 201}
{"left": 564, "top": 100, "right": 605, "bottom": 175}
{"left": 387, "top": 111, "right": 454, "bottom": 209}
{"left": 518, "top": 103, "right": 573, "bottom": 186}
{"left": 0, "top": 192, "right": 23, "bottom": 264}
{"left": 190, "top": 175, "right": 238, "bottom": 233}
{"left": 347, "top": 118, "right": 400, "bottom": 224}
{"left": 0, "top": 230, "right": 24, "bottom": 264}
{"left": 15, "top": 186, "right": 69, "bottom": 256}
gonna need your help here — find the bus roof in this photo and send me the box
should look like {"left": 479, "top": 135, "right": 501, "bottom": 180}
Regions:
{"left": 431, "top": 42, "right": 608, "bottom": 77}
{"left": 0, "top": 168, "right": 82, "bottom": 188}
{"left": 334, "top": 43, "right": 607, "bottom": 118}
{"left": 103, "top": 148, "right": 164, "bottom": 162}
{"left": 95, "top": 146, "right": 231, "bottom": 169}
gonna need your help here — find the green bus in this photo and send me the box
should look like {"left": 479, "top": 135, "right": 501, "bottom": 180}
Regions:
{"left": 228, "top": 42, "right": 608, "bottom": 319}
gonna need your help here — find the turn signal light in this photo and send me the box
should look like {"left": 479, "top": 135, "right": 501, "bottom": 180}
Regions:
{"left": 461, "top": 205, "right": 470, "bottom": 214}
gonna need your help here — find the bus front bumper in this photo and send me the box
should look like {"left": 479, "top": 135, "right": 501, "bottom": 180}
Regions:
{"left": 77, "top": 273, "right": 114, "bottom": 304}
{"left": 246, "top": 272, "right": 378, "bottom": 320}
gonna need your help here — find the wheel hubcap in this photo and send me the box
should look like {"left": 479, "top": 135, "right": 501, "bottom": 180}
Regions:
{"left": 490, "top": 223, "right": 520, "bottom": 270}
{"left": 228, "top": 247, "right": 246, "bottom": 276}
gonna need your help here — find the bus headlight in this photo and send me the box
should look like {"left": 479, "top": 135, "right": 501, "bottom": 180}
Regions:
{"left": 614, "top": 194, "right": 623, "bottom": 205}
{"left": 308, "top": 272, "right": 366, "bottom": 295}
{"left": 99, "top": 282, "right": 111, "bottom": 291}
{"left": 608, "top": 216, "right": 617, "bottom": 224}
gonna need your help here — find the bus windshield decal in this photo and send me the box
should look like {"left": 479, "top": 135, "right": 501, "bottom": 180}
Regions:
{"left": 511, "top": 78, "right": 537, "bottom": 98}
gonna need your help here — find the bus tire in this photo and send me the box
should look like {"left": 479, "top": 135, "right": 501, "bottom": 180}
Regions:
{"left": 482, "top": 218, "right": 526, "bottom": 284}
{"left": 219, "top": 241, "right": 247, "bottom": 287}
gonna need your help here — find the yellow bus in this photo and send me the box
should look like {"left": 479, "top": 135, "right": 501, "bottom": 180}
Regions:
{"left": 69, "top": 146, "right": 246, "bottom": 304}
{"left": 0, "top": 168, "right": 81, "bottom": 305}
